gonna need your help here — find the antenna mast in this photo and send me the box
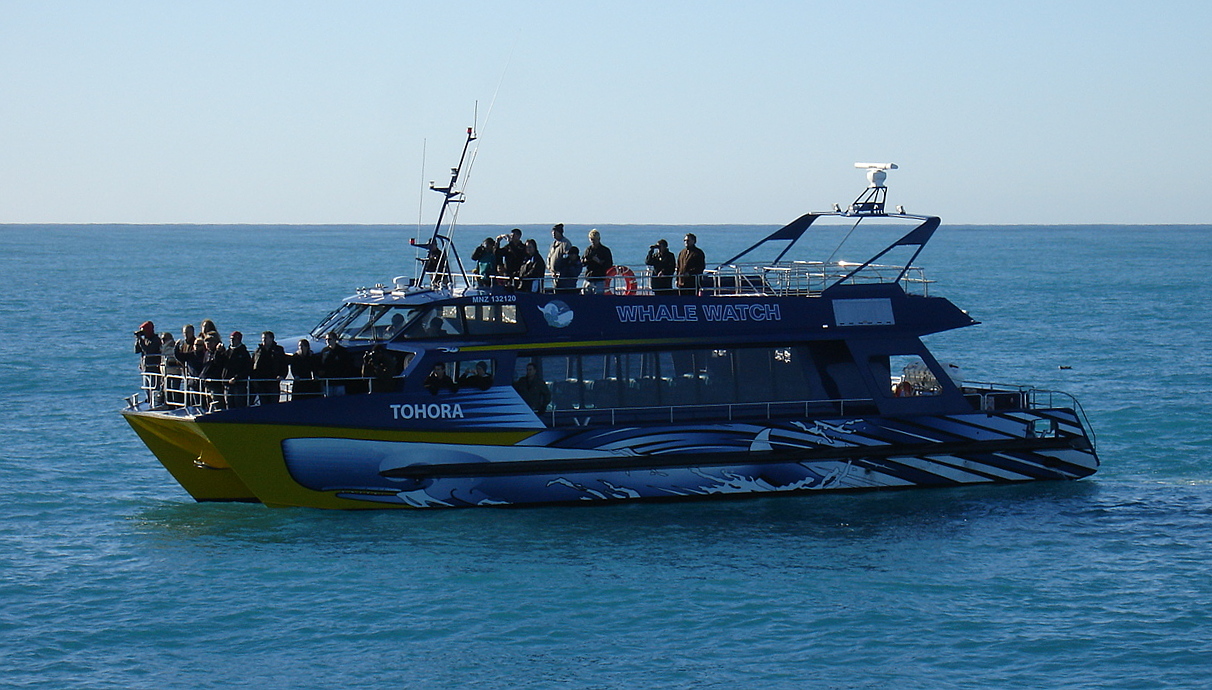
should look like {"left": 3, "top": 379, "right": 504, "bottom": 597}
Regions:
{"left": 413, "top": 126, "right": 477, "bottom": 289}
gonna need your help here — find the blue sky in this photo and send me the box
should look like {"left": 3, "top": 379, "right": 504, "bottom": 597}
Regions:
{"left": 1, "top": 1, "right": 1208, "bottom": 224}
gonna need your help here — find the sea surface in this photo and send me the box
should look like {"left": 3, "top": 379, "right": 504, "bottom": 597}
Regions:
{"left": 2, "top": 221, "right": 1211, "bottom": 689}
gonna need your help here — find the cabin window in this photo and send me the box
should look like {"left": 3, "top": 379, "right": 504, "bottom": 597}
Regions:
{"left": 403, "top": 305, "right": 465, "bottom": 339}
{"left": 463, "top": 304, "right": 527, "bottom": 335}
{"left": 518, "top": 345, "right": 831, "bottom": 411}
{"left": 454, "top": 358, "right": 496, "bottom": 390}
{"left": 877, "top": 355, "right": 943, "bottom": 397}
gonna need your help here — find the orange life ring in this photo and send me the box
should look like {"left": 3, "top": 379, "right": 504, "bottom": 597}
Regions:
{"left": 605, "top": 265, "right": 637, "bottom": 296}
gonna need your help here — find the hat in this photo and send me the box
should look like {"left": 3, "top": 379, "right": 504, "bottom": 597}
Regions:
{"left": 139, "top": 321, "right": 155, "bottom": 336}
{"left": 230, "top": 330, "right": 242, "bottom": 340}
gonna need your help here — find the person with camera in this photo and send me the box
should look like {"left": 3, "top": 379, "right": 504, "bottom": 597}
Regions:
{"left": 471, "top": 237, "right": 500, "bottom": 288}
{"left": 582, "top": 229, "right": 613, "bottom": 294}
{"left": 553, "top": 244, "right": 583, "bottom": 294}
{"left": 496, "top": 228, "right": 527, "bottom": 286}
{"left": 645, "top": 238, "right": 676, "bottom": 295}
{"left": 134, "top": 321, "right": 162, "bottom": 373}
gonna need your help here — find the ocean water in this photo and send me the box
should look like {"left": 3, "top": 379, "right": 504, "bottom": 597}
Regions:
{"left": 2, "top": 221, "right": 1211, "bottom": 689}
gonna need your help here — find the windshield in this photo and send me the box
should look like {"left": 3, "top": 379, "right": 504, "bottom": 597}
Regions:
{"left": 343, "top": 305, "right": 426, "bottom": 341}
{"left": 309, "top": 304, "right": 365, "bottom": 339}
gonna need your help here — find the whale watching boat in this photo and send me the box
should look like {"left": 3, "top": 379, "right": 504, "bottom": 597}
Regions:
{"left": 122, "top": 128, "right": 1099, "bottom": 509}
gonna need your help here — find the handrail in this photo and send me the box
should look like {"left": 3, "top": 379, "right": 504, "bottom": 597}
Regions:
{"left": 463, "top": 260, "right": 929, "bottom": 297}
{"left": 129, "top": 372, "right": 398, "bottom": 412}
{"left": 960, "top": 380, "right": 1097, "bottom": 449}
{"left": 545, "top": 398, "right": 878, "bottom": 427}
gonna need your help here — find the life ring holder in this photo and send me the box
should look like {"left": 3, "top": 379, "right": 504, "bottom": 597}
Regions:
{"left": 605, "top": 265, "right": 637, "bottom": 296}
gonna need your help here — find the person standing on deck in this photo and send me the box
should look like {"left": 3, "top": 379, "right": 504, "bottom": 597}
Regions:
{"left": 645, "top": 238, "right": 677, "bottom": 295}
{"left": 582, "top": 229, "right": 613, "bottom": 294}
{"left": 134, "top": 321, "right": 161, "bottom": 373}
{"left": 518, "top": 239, "right": 547, "bottom": 292}
{"left": 251, "top": 331, "right": 289, "bottom": 404}
{"left": 553, "top": 244, "right": 583, "bottom": 294}
{"left": 497, "top": 228, "right": 527, "bottom": 286}
{"left": 223, "top": 331, "right": 253, "bottom": 408}
{"left": 547, "top": 224, "right": 570, "bottom": 280}
{"left": 676, "top": 233, "right": 706, "bottom": 296}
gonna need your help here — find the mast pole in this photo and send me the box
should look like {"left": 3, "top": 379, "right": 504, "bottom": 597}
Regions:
{"left": 416, "top": 126, "right": 477, "bottom": 288}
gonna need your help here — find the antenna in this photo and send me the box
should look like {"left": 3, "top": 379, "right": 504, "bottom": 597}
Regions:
{"left": 849, "top": 162, "right": 898, "bottom": 215}
{"left": 411, "top": 126, "right": 478, "bottom": 289}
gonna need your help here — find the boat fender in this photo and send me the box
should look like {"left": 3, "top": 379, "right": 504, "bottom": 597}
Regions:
{"left": 605, "top": 265, "right": 637, "bottom": 296}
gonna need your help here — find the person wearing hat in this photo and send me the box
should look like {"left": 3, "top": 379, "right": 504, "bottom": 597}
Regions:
{"left": 547, "top": 224, "right": 570, "bottom": 278}
{"left": 645, "top": 238, "right": 676, "bottom": 295}
{"left": 134, "top": 321, "right": 162, "bottom": 373}
{"left": 222, "top": 330, "right": 253, "bottom": 408}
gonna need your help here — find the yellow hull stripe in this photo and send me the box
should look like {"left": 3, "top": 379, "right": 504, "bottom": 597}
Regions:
{"left": 196, "top": 421, "right": 539, "bottom": 509}
{"left": 122, "top": 411, "right": 258, "bottom": 502}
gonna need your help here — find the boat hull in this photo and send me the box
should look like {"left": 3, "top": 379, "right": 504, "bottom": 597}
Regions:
{"left": 128, "top": 406, "right": 1099, "bottom": 509}
{"left": 122, "top": 410, "right": 259, "bottom": 502}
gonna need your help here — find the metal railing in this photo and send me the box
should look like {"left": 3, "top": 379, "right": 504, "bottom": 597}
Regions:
{"left": 545, "top": 397, "right": 878, "bottom": 427}
{"left": 450, "top": 260, "right": 929, "bottom": 297}
{"left": 706, "top": 262, "right": 930, "bottom": 297}
{"left": 961, "top": 380, "right": 1097, "bottom": 449}
{"left": 128, "top": 371, "right": 396, "bottom": 413}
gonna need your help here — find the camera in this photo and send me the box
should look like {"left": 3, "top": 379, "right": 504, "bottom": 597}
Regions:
{"left": 649, "top": 244, "right": 659, "bottom": 250}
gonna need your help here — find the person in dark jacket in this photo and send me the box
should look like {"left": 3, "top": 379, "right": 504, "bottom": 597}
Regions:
{"left": 199, "top": 338, "right": 227, "bottom": 410}
{"left": 223, "top": 331, "right": 253, "bottom": 408}
{"left": 645, "top": 238, "right": 676, "bottom": 294}
{"left": 363, "top": 344, "right": 399, "bottom": 393}
{"left": 251, "top": 331, "right": 289, "bottom": 404}
{"left": 423, "top": 362, "right": 458, "bottom": 395}
{"left": 318, "top": 331, "right": 356, "bottom": 395}
{"left": 553, "top": 245, "right": 583, "bottom": 294}
{"left": 289, "top": 339, "right": 322, "bottom": 399}
{"left": 513, "top": 362, "right": 552, "bottom": 413}
{"left": 582, "top": 229, "right": 613, "bottom": 294}
{"left": 496, "top": 228, "right": 527, "bottom": 284}
{"left": 517, "top": 239, "right": 546, "bottom": 292}
{"left": 459, "top": 361, "right": 493, "bottom": 391}
{"left": 134, "top": 321, "right": 162, "bottom": 373}
{"left": 676, "top": 233, "right": 706, "bottom": 295}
